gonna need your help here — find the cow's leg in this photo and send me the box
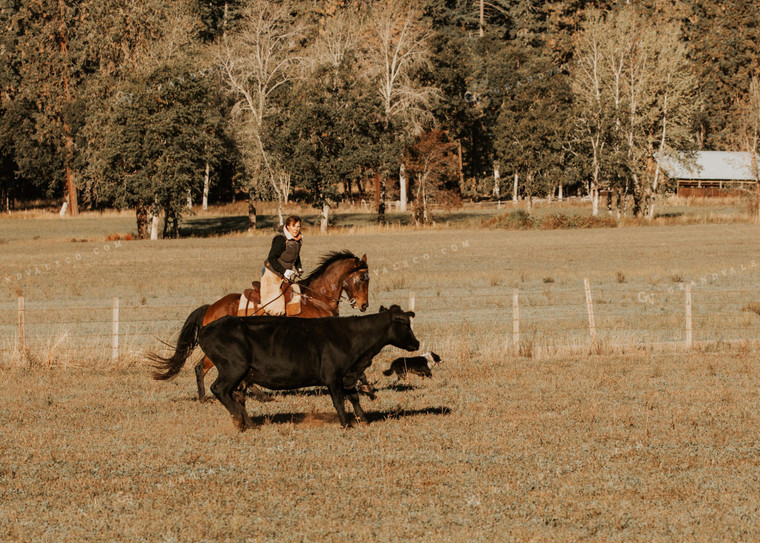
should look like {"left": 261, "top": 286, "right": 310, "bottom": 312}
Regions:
{"left": 210, "top": 364, "right": 251, "bottom": 432}
{"left": 357, "top": 372, "right": 377, "bottom": 401}
{"left": 345, "top": 388, "right": 368, "bottom": 424}
{"left": 327, "top": 383, "right": 351, "bottom": 428}
{"left": 195, "top": 356, "right": 215, "bottom": 402}
{"left": 232, "top": 384, "right": 255, "bottom": 429}
{"left": 246, "top": 384, "right": 275, "bottom": 403}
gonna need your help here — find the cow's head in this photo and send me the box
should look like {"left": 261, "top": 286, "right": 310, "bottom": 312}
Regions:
{"left": 379, "top": 304, "right": 419, "bottom": 352}
{"left": 344, "top": 254, "right": 369, "bottom": 312}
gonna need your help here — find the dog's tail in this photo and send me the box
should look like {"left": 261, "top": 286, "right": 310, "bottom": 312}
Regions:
{"left": 383, "top": 367, "right": 394, "bottom": 376}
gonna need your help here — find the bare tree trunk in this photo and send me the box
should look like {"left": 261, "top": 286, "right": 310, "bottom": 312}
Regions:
{"left": 202, "top": 161, "right": 210, "bottom": 210}
{"left": 136, "top": 199, "right": 148, "bottom": 239}
{"left": 493, "top": 167, "right": 500, "bottom": 198}
{"left": 513, "top": 173, "right": 518, "bottom": 202}
{"left": 457, "top": 141, "right": 464, "bottom": 189}
{"left": 248, "top": 196, "right": 257, "bottom": 230}
{"left": 276, "top": 196, "right": 284, "bottom": 227}
{"left": 320, "top": 203, "right": 330, "bottom": 233}
{"left": 150, "top": 213, "right": 159, "bottom": 240}
{"left": 64, "top": 154, "right": 78, "bottom": 216}
{"left": 376, "top": 172, "right": 385, "bottom": 224}
{"left": 592, "top": 185, "right": 599, "bottom": 216}
{"left": 399, "top": 163, "right": 407, "bottom": 212}
{"left": 186, "top": 191, "right": 192, "bottom": 210}
{"left": 422, "top": 177, "right": 429, "bottom": 224}
{"left": 558, "top": 183, "right": 563, "bottom": 201}
{"left": 479, "top": 0, "right": 484, "bottom": 37}
{"left": 526, "top": 173, "right": 534, "bottom": 211}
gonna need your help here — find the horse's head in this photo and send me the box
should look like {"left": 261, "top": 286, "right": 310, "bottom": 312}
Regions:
{"left": 343, "top": 254, "right": 370, "bottom": 312}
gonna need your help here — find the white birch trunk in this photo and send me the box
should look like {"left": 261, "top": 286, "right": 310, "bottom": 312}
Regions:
{"left": 493, "top": 167, "right": 500, "bottom": 198}
{"left": 202, "top": 162, "right": 210, "bottom": 210}
{"left": 320, "top": 203, "right": 330, "bottom": 233}
{"left": 558, "top": 183, "right": 563, "bottom": 201}
{"left": 186, "top": 191, "right": 192, "bottom": 210}
{"left": 150, "top": 213, "right": 159, "bottom": 240}
{"left": 513, "top": 173, "right": 518, "bottom": 202}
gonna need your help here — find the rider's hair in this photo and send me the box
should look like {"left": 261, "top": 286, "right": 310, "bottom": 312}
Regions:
{"left": 285, "top": 215, "right": 301, "bottom": 227}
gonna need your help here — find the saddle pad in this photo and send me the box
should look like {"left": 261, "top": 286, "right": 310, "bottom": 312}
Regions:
{"left": 237, "top": 293, "right": 252, "bottom": 316}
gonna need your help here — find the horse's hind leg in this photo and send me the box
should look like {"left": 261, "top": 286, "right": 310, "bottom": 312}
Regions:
{"left": 195, "top": 356, "right": 215, "bottom": 402}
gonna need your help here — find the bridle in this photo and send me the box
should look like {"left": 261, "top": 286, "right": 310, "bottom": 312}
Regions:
{"left": 296, "top": 263, "right": 369, "bottom": 315}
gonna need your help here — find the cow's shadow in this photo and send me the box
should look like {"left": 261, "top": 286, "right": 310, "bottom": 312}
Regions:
{"left": 258, "top": 382, "right": 421, "bottom": 398}
{"left": 241, "top": 406, "right": 451, "bottom": 428}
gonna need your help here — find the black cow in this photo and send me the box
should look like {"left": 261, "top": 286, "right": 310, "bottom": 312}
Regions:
{"left": 196, "top": 305, "right": 419, "bottom": 431}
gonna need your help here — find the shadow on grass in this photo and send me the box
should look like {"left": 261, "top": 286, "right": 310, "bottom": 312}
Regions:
{"left": 254, "top": 381, "right": 422, "bottom": 398}
{"left": 180, "top": 215, "right": 276, "bottom": 237}
{"left": 241, "top": 405, "right": 452, "bottom": 428}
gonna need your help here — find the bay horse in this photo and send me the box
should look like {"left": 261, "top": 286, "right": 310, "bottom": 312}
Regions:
{"left": 152, "top": 251, "right": 370, "bottom": 402}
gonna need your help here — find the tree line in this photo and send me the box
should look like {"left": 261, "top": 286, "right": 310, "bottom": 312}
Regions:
{"left": 1, "top": 0, "right": 758, "bottom": 236}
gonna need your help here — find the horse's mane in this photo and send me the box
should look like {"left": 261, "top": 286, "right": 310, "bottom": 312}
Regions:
{"left": 300, "top": 250, "right": 363, "bottom": 287}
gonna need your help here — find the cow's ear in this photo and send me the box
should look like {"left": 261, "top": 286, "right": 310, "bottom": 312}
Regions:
{"left": 392, "top": 311, "right": 414, "bottom": 322}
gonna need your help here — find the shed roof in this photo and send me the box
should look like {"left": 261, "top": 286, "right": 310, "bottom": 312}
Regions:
{"left": 658, "top": 151, "right": 759, "bottom": 181}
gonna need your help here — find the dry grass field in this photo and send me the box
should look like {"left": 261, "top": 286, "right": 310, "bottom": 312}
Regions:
{"left": 2, "top": 201, "right": 760, "bottom": 541}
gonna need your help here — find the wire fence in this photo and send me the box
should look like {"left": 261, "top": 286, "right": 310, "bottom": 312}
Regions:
{"left": 2, "top": 282, "right": 760, "bottom": 362}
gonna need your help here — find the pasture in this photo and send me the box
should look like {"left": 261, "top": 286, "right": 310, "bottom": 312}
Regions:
{"left": 2, "top": 202, "right": 760, "bottom": 541}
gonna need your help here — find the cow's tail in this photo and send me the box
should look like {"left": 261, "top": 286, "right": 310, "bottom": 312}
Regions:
{"left": 382, "top": 368, "right": 394, "bottom": 376}
{"left": 149, "top": 304, "right": 210, "bottom": 381}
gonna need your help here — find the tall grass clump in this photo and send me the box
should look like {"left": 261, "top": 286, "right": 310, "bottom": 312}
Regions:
{"left": 483, "top": 211, "right": 617, "bottom": 230}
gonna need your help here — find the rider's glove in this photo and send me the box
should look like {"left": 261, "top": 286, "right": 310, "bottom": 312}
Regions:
{"left": 284, "top": 269, "right": 296, "bottom": 281}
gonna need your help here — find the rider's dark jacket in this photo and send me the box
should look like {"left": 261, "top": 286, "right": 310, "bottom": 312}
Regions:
{"left": 264, "top": 226, "right": 302, "bottom": 278}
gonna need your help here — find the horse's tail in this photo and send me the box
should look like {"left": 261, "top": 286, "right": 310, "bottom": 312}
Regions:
{"left": 149, "top": 304, "right": 210, "bottom": 381}
{"left": 383, "top": 368, "right": 394, "bottom": 376}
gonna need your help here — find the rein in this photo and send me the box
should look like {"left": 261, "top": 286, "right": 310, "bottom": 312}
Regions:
{"left": 296, "top": 280, "right": 349, "bottom": 315}
{"left": 295, "top": 264, "right": 368, "bottom": 315}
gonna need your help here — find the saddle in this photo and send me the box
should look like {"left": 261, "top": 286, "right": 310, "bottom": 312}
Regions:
{"left": 240, "top": 280, "right": 301, "bottom": 316}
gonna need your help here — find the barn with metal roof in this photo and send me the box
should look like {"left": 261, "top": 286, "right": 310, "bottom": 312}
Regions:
{"left": 658, "top": 151, "right": 759, "bottom": 197}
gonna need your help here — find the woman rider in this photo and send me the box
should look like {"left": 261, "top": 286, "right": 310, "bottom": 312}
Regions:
{"left": 260, "top": 215, "right": 303, "bottom": 315}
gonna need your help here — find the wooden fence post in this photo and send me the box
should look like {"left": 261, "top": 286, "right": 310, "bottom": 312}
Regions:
{"left": 685, "top": 284, "right": 692, "bottom": 348}
{"left": 584, "top": 279, "right": 597, "bottom": 350}
{"left": 17, "top": 296, "right": 25, "bottom": 354}
{"left": 112, "top": 297, "right": 120, "bottom": 361}
{"left": 512, "top": 288, "right": 520, "bottom": 355}
{"left": 408, "top": 291, "right": 415, "bottom": 330}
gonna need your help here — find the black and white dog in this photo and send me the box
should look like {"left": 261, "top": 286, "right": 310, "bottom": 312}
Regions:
{"left": 383, "top": 352, "right": 442, "bottom": 381}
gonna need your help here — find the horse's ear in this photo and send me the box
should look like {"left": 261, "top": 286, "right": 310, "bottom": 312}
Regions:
{"left": 360, "top": 254, "right": 367, "bottom": 262}
{"left": 379, "top": 305, "right": 387, "bottom": 312}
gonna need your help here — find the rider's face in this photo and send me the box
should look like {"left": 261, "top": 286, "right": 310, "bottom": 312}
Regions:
{"left": 287, "top": 222, "right": 301, "bottom": 237}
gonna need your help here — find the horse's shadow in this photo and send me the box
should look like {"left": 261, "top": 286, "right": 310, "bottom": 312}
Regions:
{"left": 240, "top": 406, "right": 451, "bottom": 428}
